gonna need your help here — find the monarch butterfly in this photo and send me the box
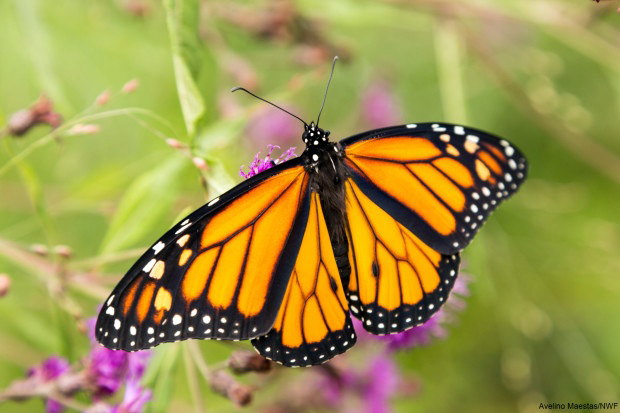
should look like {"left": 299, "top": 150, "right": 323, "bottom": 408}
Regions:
{"left": 96, "top": 59, "right": 527, "bottom": 367}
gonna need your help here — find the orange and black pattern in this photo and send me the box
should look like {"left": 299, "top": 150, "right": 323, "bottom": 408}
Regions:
{"left": 96, "top": 120, "right": 527, "bottom": 367}
{"left": 252, "top": 193, "right": 356, "bottom": 367}
{"left": 341, "top": 123, "right": 527, "bottom": 255}
{"left": 344, "top": 177, "right": 459, "bottom": 334}
{"left": 96, "top": 161, "right": 310, "bottom": 350}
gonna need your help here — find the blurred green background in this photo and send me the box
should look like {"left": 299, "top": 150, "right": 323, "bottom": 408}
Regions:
{"left": 1, "top": 0, "right": 619, "bottom": 412}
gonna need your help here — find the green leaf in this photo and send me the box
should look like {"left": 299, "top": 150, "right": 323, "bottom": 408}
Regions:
{"left": 99, "top": 157, "right": 186, "bottom": 254}
{"left": 163, "top": 0, "right": 206, "bottom": 138}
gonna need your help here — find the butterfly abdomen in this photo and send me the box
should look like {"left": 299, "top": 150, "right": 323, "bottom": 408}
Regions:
{"left": 304, "top": 145, "right": 351, "bottom": 285}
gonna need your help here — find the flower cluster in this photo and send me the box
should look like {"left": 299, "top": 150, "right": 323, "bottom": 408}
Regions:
{"left": 6, "top": 317, "right": 152, "bottom": 413}
{"left": 83, "top": 318, "right": 152, "bottom": 412}
{"left": 239, "top": 144, "right": 297, "bottom": 179}
{"left": 322, "top": 355, "right": 401, "bottom": 413}
{"left": 26, "top": 357, "right": 71, "bottom": 413}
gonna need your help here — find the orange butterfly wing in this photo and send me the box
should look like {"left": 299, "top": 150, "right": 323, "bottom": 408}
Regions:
{"left": 344, "top": 177, "right": 459, "bottom": 334}
{"left": 96, "top": 162, "right": 310, "bottom": 350}
{"left": 340, "top": 123, "right": 527, "bottom": 332}
{"left": 342, "top": 123, "right": 527, "bottom": 255}
{"left": 252, "top": 192, "right": 356, "bottom": 366}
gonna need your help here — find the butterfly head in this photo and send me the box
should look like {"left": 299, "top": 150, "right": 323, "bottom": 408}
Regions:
{"left": 302, "top": 121, "right": 330, "bottom": 148}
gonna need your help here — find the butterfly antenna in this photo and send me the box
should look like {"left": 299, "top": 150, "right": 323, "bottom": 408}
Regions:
{"left": 316, "top": 56, "right": 339, "bottom": 127}
{"left": 231, "top": 87, "right": 307, "bottom": 127}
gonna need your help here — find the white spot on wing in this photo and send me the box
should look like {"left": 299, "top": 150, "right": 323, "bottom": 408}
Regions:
{"left": 175, "top": 223, "right": 191, "bottom": 235}
{"left": 143, "top": 258, "right": 156, "bottom": 273}
{"left": 172, "top": 315, "right": 182, "bottom": 325}
{"left": 152, "top": 241, "right": 165, "bottom": 255}
{"left": 208, "top": 197, "right": 220, "bottom": 207}
{"left": 106, "top": 306, "right": 115, "bottom": 316}
{"left": 454, "top": 125, "right": 465, "bottom": 135}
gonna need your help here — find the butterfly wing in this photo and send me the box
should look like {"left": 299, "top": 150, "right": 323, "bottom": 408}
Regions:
{"left": 340, "top": 122, "right": 527, "bottom": 333}
{"left": 344, "top": 177, "right": 459, "bottom": 334}
{"left": 252, "top": 192, "right": 356, "bottom": 367}
{"left": 341, "top": 123, "right": 528, "bottom": 255}
{"left": 96, "top": 160, "right": 311, "bottom": 350}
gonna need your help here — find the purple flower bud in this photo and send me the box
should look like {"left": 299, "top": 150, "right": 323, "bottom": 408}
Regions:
{"left": 27, "top": 356, "right": 71, "bottom": 413}
{"left": 27, "top": 356, "right": 70, "bottom": 382}
{"left": 240, "top": 145, "right": 296, "bottom": 179}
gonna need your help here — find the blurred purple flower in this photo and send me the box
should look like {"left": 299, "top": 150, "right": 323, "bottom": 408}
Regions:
{"left": 240, "top": 145, "right": 296, "bottom": 179}
{"left": 247, "top": 106, "right": 300, "bottom": 147}
{"left": 28, "top": 356, "right": 70, "bottom": 381}
{"left": 321, "top": 354, "right": 400, "bottom": 413}
{"left": 87, "top": 345, "right": 129, "bottom": 398}
{"left": 361, "top": 79, "right": 402, "bottom": 129}
{"left": 84, "top": 318, "right": 151, "bottom": 400}
{"left": 110, "top": 380, "right": 152, "bottom": 413}
{"left": 365, "top": 355, "right": 399, "bottom": 413}
{"left": 27, "top": 356, "right": 71, "bottom": 413}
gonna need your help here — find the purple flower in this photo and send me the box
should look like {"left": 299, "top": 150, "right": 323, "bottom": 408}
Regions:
{"left": 361, "top": 79, "right": 402, "bottom": 129}
{"left": 321, "top": 354, "right": 400, "bottom": 413}
{"left": 239, "top": 145, "right": 296, "bottom": 179}
{"left": 27, "top": 356, "right": 70, "bottom": 413}
{"left": 110, "top": 380, "right": 152, "bottom": 413}
{"left": 28, "top": 356, "right": 70, "bottom": 381}
{"left": 84, "top": 317, "right": 151, "bottom": 400}
{"left": 247, "top": 106, "right": 300, "bottom": 147}
{"left": 84, "top": 383, "right": 151, "bottom": 413}
{"left": 364, "top": 355, "right": 399, "bottom": 413}
{"left": 87, "top": 346, "right": 129, "bottom": 398}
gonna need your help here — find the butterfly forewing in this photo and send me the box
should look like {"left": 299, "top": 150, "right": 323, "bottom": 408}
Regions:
{"left": 341, "top": 123, "right": 528, "bottom": 255}
{"left": 96, "top": 161, "right": 311, "bottom": 351}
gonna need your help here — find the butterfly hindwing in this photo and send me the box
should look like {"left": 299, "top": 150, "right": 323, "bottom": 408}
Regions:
{"left": 252, "top": 193, "right": 357, "bottom": 367}
{"left": 341, "top": 123, "right": 528, "bottom": 255}
{"left": 96, "top": 161, "right": 311, "bottom": 351}
{"left": 344, "top": 178, "right": 460, "bottom": 334}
